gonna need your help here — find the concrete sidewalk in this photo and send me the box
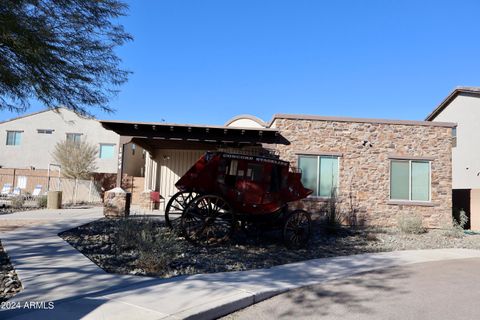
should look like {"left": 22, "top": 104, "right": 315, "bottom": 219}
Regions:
{"left": 0, "top": 208, "right": 167, "bottom": 304}
{"left": 2, "top": 210, "right": 480, "bottom": 319}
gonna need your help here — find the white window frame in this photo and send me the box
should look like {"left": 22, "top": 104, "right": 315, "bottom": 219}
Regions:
{"left": 66, "top": 133, "right": 82, "bottom": 143}
{"left": 6, "top": 130, "right": 22, "bottom": 146}
{"left": 297, "top": 154, "right": 340, "bottom": 198}
{"left": 389, "top": 159, "right": 432, "bottom": 202}
{"left": 452, "top": 127, "right": 457, "bottom": 148}
{"left": 99, "top": 143, "right": 116, "bottom": 159}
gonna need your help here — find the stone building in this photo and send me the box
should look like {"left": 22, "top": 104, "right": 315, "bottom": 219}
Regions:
{"left": 271, "top": 114, "right": 454, "bottom": 227}
{"left": 101, "top": 113, "right": 455, "bottom": 228}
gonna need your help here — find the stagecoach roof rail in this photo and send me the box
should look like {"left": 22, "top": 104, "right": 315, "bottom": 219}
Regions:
{"left": 259, "top": 148, "right": 280, "bottom": 159}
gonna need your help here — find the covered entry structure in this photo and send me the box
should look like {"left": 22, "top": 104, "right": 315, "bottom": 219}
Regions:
{"left": 100, "top": 119, "right": 290, "bottom": 206}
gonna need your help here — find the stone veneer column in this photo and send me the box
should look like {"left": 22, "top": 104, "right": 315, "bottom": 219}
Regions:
{"left": 104, "top": 187, "right": 131, "bottom": 217}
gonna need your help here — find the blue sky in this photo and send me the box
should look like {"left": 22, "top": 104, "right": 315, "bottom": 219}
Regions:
{"left": 2, "top": 0, "right": 480, "bottom": 125}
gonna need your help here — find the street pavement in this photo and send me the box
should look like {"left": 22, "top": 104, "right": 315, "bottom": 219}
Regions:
{"left": 225, "top": 257, "right": 480, "bottom": 320}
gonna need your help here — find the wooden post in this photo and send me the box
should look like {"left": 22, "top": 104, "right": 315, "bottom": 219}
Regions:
{"left": 116, "top": 136, "right": 133, "bottom": 188}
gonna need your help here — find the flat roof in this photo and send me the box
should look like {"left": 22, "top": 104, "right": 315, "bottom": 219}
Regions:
{"left": 270, "top": 113, "right": 456, "bottom": 128}
{"left": 100, "top": 119, "right": 278, "bottom": 132}
{"left": 100, "top": 120, "right": 290, "bottom": 145}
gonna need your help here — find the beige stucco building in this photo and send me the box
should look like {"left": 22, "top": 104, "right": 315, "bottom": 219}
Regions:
{"left": 103, "top": 113, "right": 454, "bottom": 228}
{"left": 0, "top": 108, "right": 144, "bottom": 175}
{"left": 426, "top": 87, "right": 480, "bottom": 230}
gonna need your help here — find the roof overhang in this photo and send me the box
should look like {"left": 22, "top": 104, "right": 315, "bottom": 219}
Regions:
{"left": 100, "top": 120, "right": 290, "bottom": 149}
{"left": 425, "top": 87, "right": 480, "bottom": 121}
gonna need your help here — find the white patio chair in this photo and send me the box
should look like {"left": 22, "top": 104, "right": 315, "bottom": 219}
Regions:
{"left": 8, "top": 187, "right": 22, "bottom": 197}
{"left": 31, "top": 185, "right": 43, "bottom": 197}
{"left": 1, "top": 183, "right": 12, "bottom": 197}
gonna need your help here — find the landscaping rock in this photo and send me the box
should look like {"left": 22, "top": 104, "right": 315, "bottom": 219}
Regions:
{"left": 60, "top": 217, "right": 480, "bottom": 280}
{"left": 0, "top": 240, "right": 22, "bottom": 301}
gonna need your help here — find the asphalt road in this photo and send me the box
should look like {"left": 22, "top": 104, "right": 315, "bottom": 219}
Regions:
{"left": 224, "top": 257, "right": 480, "bottom": 320}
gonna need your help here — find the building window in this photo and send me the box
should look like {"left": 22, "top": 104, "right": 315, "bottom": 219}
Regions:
{"left": 66, "top": 133, "right": 82, "bottom": 143}
{"left": 6, "top": 131, "right": 22, "bottom": 146}
{"left": 298, "top": 155, "right": 339, "bottom": 197}
{"left": 452, "top": 127, "right": 457, "bottom": 148}
{"left": 99, "top": 144, "right": 115, "bottom": 159}
{"left": 37, "top": 129, "right": 54, "bottom": 134}
{"left": 132, "top": 143, "right": 136, "bottom": 155}
{"left": 390, "top": 160, "right": 430, "bottom": 201}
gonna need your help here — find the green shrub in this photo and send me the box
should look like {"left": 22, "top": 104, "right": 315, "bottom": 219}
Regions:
{"left": 397, "top": 214, "right": 425, "bottom": 234}
{"left": 37, "top": 195, "right": 48, "bottom": 208}
{"left": 10, "top": 196, "right": 25, "bottom": 209}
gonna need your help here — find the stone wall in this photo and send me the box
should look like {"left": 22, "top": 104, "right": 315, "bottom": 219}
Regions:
{"left": 273, "top": 118, "right": 453, "bottom": 228}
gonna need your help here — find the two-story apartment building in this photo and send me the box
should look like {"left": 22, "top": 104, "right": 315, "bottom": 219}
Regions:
{"left": 0, "top": 108, "right": 145, "bottom": 175}
{"left": 426, "top": 87, "right": 480, "bottom": 229}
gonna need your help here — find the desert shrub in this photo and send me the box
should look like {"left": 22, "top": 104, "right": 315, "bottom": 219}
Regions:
{"left": 453, "top": 208, "right": 469, "bottom": 229}
{"left": 397, "top": 214, "right": 425, "bottom": 234}
{"left": 36, "top": 195, "right": 48, "bottom": 208}
{"left": 320, "top": 190, "right": 344, "bottom": 229}
{"left": 365, "top": 233, "right": 379, "bottom": 241}
{"left": 116, "top": 218, "right": 148, "bottom": 249}
{"left": 10, "top": 196, "right": 25, "bottom": 209}
{"left": 442, "top": 209, "right": 468, "bottom": 238}
{"left": 115, "top": 217, "right": 180, "bottom": 275}
{"left": 137, "top": 250, "right": 173, "bottom": 275}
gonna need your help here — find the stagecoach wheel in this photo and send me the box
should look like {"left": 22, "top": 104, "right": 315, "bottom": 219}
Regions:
{"left": 165, "top": 191, "right": 199, "bottom": 230}
{"left": 181, "top": 195, "right": 234, "bottom": 245}
{"left": 283, "top": 210, "right": 312, "bottom": 248}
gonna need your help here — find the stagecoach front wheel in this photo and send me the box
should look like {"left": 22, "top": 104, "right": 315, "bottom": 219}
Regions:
{"left": 283, "top": 210, "right": 312, "bottom": 248}
{"left": 165, "top": 191, "right": 199, "bottom": 230}
{"left": 181, "top": 195, "right": 235, "bottom": 245}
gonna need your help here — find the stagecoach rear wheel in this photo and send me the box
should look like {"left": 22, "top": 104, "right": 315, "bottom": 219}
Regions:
{"left": 165, "top": 191, "right": 199, "bottom": 230}
{"left": 181, "top": 195, "right": 235, "bottom": 245}
{"left": 283, "top": 209, "right": 312, "bottom": 248}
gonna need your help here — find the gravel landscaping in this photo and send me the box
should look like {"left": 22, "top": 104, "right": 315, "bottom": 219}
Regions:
{"left": 0, "top": 241, "right": 22, "bottom": 301}
{"left": 59, "top": 217, "right": 480, "bottom": 279}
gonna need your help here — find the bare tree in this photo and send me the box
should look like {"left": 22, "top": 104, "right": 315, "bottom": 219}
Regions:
{"left": 52, "top": 140, "right": 98, "bottom": 179}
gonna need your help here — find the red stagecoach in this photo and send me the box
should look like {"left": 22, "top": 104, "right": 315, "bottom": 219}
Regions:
{"left": 164, "top": 152, "right": 313, "bottom": 247}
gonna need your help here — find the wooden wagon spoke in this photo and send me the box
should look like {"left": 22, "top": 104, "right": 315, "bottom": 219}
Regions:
{"left": 283, "top": 210, "right": 312, "bottom": 248}
{"left": 180, "top": 194, "right": 234, "bottom": 246}
{"left": 170, "top": 203, "right": 184, "bottom": 212}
